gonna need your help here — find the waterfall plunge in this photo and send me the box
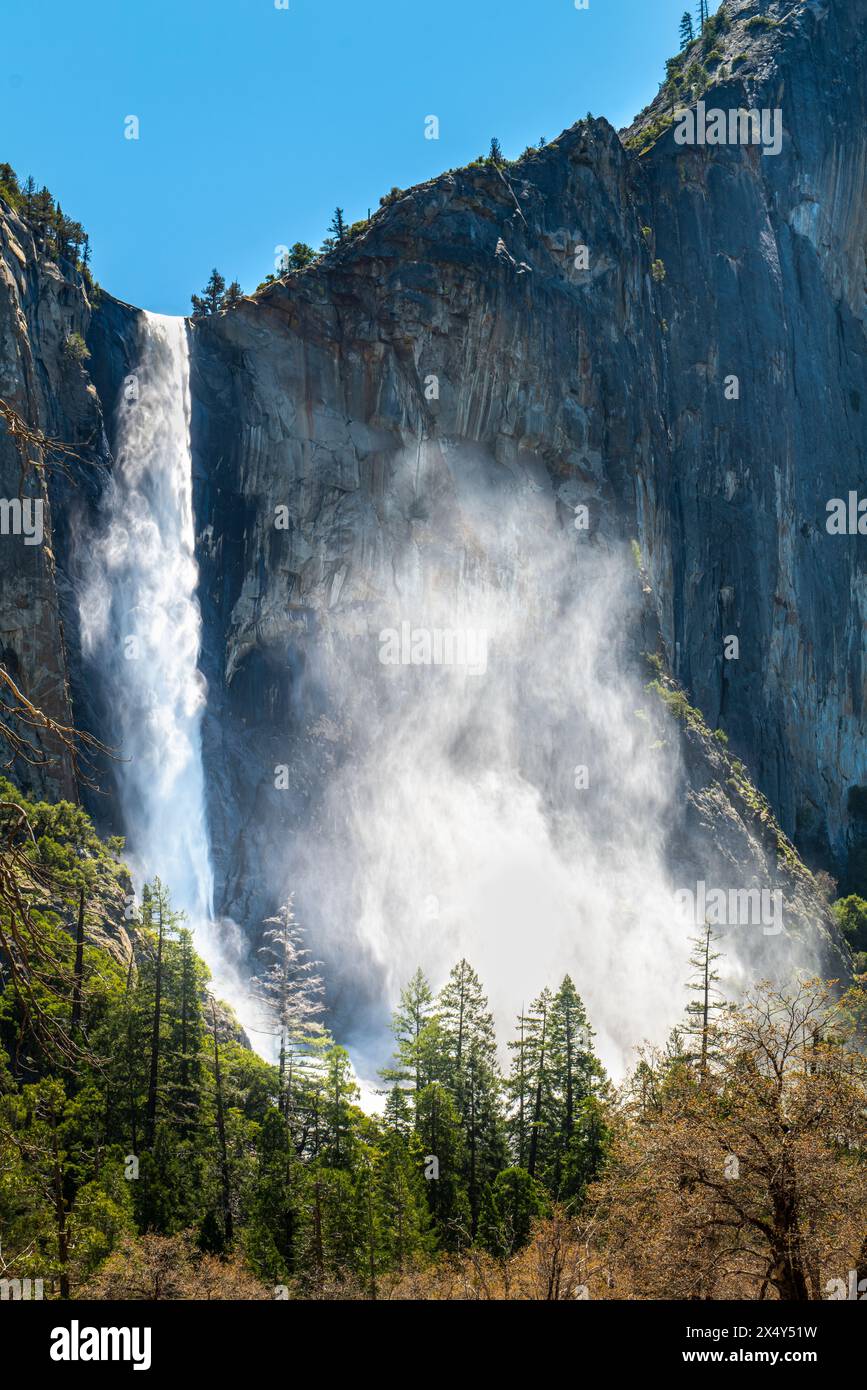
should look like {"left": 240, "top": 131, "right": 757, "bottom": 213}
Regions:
{"left": 80, "top": 313, "right": 251, "bottom": 1034}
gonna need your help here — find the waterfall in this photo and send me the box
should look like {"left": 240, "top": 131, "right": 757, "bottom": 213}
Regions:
{"left": 80, "top": 313, "right": 215, "bottom": 961}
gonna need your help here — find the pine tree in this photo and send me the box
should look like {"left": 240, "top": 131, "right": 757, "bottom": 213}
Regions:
{"left": 684, "top": 921, "right": 727, "bottom": 1081}
{"left": 54, "top": 210, "right": 84, "bottom": 265}
{"left": 548, "top": 977, "right": 590, "bottom": 1142}
{"left": 209, "top": 997, "right": 234, "bottom": 1247}
{"left": 322, "top": 1043, "right": 358, "bottom": 1168}
{"left": 413, "top": 1081, "right": 470, "bottom": 1245}
{"left": 295, "top": 1166, "right": 357, "bottom": 1294}
{"left": 383, "top": 1083, "right": 413, "bottom": 1137}
{"left": 31, "top": 187, "right": 54, "bottom": 252}
{"left": 255, "top": 897, "right": 325, "bottom": 1121}
{"left": 27, "top": 1080, "right": 71, "bottom": 1296}
{"left": 143, "top": 880, "right": 181, "bottom": 1148}
{"left": 120, "top": 949, "right": 143, "bottom": 1155}
{"left": 245, "top": 1107, "right": 302, "bottom": 1283}
{"left": 51, "top": 202, "right": 64, "bottom": 260}
{"left": 165, "top": 927, "right": 204, "bottom": 1136}
{"left": 507, "top": 979, "right": 608, "bottom": 1201}
{"left": 377, "top": 1126, "right": 434, "bottom": 1272}
{"left": 328, "top": 208, "right": 346, "bottom": 243}
{"left": 286, "top": 1032, "right": 331, "bottom": 1160}
{"left": 222, "top": 279, "right": 243, "bottom": 309}
{"left": 381, "top": 966, "right": 436, "bottom": 1097}
{"left": 135, "top": 1123, "right": 188, "bottom": 1235}
{"left": 438, "top": 959, "right": 495, "bottom": 1088}
{"left": 525, "top": 989, "right": 552, "bottom": 1178}
{"left": 506, "top": 991, "right": 554, "bottom": 1177}
{"left": 680, "top": 10, "right": 695, "bottom": 47}
{"left": 543, "top": 976, "right": 608, "bottom": 1199}
{"left": 489, "top": 137, "right": 504, "bottom": 165}
{"left": 191, "top": 268, "right": 226, "bottom": 315}
{"left": 463, "top": 1035, "right": 506, "bottom": 1234}
{"left": 287, "top": 242, "right": 315, "bottom": 270}
{"left": 506, "top": 1006, "right": 531, "bottom": 1168}
{"left": 437, "top": 960, "right": 505, "bottom": 1234}
{"left": 0, "top": 162, "right": 20, "bottom": 205}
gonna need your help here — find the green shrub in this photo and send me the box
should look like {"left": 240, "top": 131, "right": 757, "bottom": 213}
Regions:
{"left": 651, "top": 259, "right": 666, "bottom": 283}
{"left": 624, "top": 112, "right": 673, "bottom": 154}
{"left": 832, "top": 896, "right": 867, "bottom": 953}
{"left": 0, "top": 161, "right": 22, "bottom": 211}
{"left": 64, "top": 331, "right": 90, "bottom": 364}
{"left": 702, "top": 9, "right": 729, "bottom": 45}
{"left": 685, "top": 61, "right": 709, "bottom": 94}
{"left": 646, "top": 680, "right": 697, "bottom": 724}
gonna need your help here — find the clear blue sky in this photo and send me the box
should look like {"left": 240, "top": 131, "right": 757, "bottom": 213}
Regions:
{"left": 2, "top": 0, "right": 693, "bottom": 314}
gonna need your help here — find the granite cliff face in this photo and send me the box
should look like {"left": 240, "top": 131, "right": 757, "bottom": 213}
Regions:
{"left": 630, "top": 0, "right": 867, "bottom": 886}
{"left": 0, "top": 0, "right": 862, "bottom": 1043}
{"left": 0, "top": 200, "right": 105, "bottom": 802}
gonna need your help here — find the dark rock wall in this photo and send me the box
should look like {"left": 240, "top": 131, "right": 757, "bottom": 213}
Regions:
{"left": 0, "top": 200, "right": 104, "bottom": 802}
{"left": 0, "top": 0, "right": 861, "bottom": 997}
{"left": 632, "top": 0, "right": 867, "bottom": 886}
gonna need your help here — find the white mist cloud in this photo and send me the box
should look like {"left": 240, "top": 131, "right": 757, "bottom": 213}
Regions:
{"left": 291, "top": 440, "right": 699, "bottom": 1082}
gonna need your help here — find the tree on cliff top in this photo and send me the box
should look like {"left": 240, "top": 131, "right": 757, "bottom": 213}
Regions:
{"left": 286, "top": 242, "right": 315, "bottom": 270}
{"left": 319, "top": 208, "right": 347, "bottom": 253}
{"left": 191, "top": 268, "right": 226, "bottom": 315}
